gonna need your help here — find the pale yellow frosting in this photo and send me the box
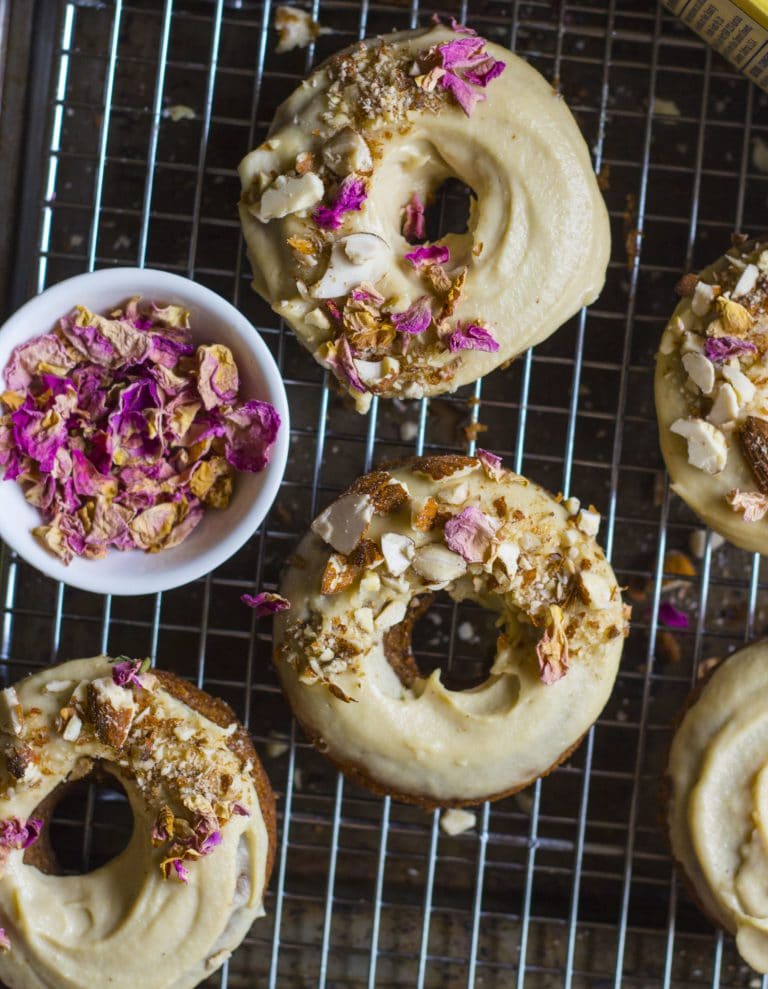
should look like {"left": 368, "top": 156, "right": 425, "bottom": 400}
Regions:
{"left": 274, "top": 457, "right": 626, "bottom": 804}
{"left": 0, "top": 657, "right": 270, "bottom": 989}
{"left": 667, "top": 642, "right": 768, "bottom": 973}
{"left": 655, "top": 239, "right": 768, "bottom": 552}
{"left": 238, "top": 26, "right": 610, "bottom": 411}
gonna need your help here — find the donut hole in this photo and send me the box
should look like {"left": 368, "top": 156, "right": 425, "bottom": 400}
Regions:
{"left": 26, "top": 766, "right": 133, "bottom": 876}
{"left": 389, "top": 591, "right": 499, "bottom": 691}
{"left": 421, "top": 178, "right": 474, "bottom": 242}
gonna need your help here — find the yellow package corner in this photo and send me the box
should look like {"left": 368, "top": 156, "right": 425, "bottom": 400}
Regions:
{"left": 664, "top": 0, "right": 768, "bottom": 90}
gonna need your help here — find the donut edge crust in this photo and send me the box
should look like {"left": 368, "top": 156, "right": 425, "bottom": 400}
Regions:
{"left": 154, "top": 670, "right": 277, "bottom": 884}
{"left": 23, "top": 671, "right": 277, "bottom": 887}
{"left": 294, "top": 708, "right": 587, "bottom": 809}
{"left": 659, "top": 654, "right": 741, "bottom": 939}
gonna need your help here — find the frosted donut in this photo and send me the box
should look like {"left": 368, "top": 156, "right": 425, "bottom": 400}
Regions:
{"left": 0, "top": 656, "right": 275, "bottom": 989}
{"left": 655, "top": 238, "right": 768, "bottom": 553}
{"left": 666, "top": 642, "right": 768, "bottom": 973}
{"left": 274, "top": 454, "right": 628, "bottom": 806}
{"left": 238, "top": 25, "right": 610, "bottom": 412}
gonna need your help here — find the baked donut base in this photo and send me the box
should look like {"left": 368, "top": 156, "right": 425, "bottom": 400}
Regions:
{"left": 295, "top": 710, "right": 587, "bottom": 810}
{"left": 659, "top": 656, "right": 738, "bottom": 939}
{"left": 24, "top": 671, "right": 277, "bottom": 884}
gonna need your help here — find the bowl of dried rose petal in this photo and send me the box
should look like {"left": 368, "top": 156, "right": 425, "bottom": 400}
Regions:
{"left": 0, "top": 267, "right": 289, "bottom": 594}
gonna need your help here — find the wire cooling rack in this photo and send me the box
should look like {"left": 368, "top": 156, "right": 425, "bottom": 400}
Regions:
{"left": 4, "top": 0, "right": 768, "bottom": 986}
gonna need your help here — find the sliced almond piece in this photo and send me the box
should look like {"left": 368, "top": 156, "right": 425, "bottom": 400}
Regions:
{"left": 412, "top": 543, "right": 467, "bottom": 583}
{"left": 87, "top": 677, "right": 137, "bottom": 749}
{"left": 311, "top": 492, "right": 374, "bottom": 556}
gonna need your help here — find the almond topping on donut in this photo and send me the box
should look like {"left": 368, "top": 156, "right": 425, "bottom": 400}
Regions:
{"left": 0, "top": 688, "right": 23, "bottom": 737}
{"left": 349, "top": 471, "right": 410, "bottom": 514}
{"left": 412, "top": 543, "right": 467, "bottom": 583}
{"left": 87, "top": 677, "right": 137, "bottom": 750}
{"left": 410, "top": 455, "right": 476, "bottom": 480}
{"left": 741, "top": 416, "right": 768, "bottom": 493}
{"left": 321, "top": 553, "right": 359, "bottom": 595}
{"left": 312, "top": 492, "right": 374, "bottom": 555}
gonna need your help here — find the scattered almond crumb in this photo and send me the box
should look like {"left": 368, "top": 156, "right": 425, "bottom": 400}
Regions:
{"left": 464, "top": 421, "right": 488, "bottom": 442}
{"left": 274, "top": 6, "right": 330, "bottom": 53}
{"left": 164, "top": 104, "right": 196, "bottom": 122}
{"left": 440, "top": 808, "right": 476, "bottom": 836}
{"left": 653, "top": 97, "right": 680, "bottom": 117}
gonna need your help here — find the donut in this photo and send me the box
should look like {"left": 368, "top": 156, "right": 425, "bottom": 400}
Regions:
{"left": 238, "top": 24, "right": 610, "bottom": 412}
{"left": 273, "top": 453, "right": 628, "bottom": 806}
{"left": 665, "top": 642, "right": 768, "bottom": 973}
{"left": 655, "top": 238, "right": 768, "bottom": 552}
{"left": 0, "top": 656, "right": 275, "bottom": 989}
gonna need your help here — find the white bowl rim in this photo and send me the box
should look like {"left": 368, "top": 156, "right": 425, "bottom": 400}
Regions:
{"left": 0, "top": 266, "right": 289, "bottom": 595}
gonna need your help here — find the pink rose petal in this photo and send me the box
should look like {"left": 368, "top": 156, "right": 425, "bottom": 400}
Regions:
{"left": 241, "top": 591, "right": 291, "bottom": 618}
{"left": 404, "top": 245, "right": 450, "bottom": 268}
{"left": 447, "top": 322, "right": 500, "bottom": 353}
{"left": 658, "top": 602, "right": 689, "bottom": 629}
{"left": 391, "top": 297, "right": 432, "bottom": 335}
{"left": 444, "top": 505, "right": 499, "bottom": 563}
{"left": 313, "top": 176, "right": 368, "bottom": 230}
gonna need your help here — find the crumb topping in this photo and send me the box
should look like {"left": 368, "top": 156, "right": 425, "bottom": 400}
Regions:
{"left": 662, "top": 241, "right": 768, "bottom": 519}
{"left": 278, "top": 456, "right": 626, "bottom": 691}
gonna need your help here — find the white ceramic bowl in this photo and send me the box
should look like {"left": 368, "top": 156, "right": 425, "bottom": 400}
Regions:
{"left": 0, "top": 267, "right": 289, "bottom": 595}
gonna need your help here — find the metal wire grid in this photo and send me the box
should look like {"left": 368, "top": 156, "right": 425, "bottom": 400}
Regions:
{"left": 4, "top": 0, "right": 768, "bottom": 986}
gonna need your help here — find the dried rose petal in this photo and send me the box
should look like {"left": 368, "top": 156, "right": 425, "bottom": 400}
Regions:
{"left": 727, "top": 488, "right": 768, "bottom": 521}
{"left": 0, "top": 817, "right": 42, "bottom": 850}
{"left": 444, "top": 506, "right": 499, "bottom": 563}
{"left": 464, "top": 58, "right": 506, "bottom": 87}
{"left": 0, "top": 928, "right": 9, "bottom": 952}
{"left": 477, "top": 449, "right": 503, "bottom": 479}
{"left": 391, "top": 297, "right": 432, "bottom": 336}
{"left": 313, "top": 176, "right": 368, "bottom": 230}
{"left": 222, "top": 400, "right": 281, "bottom": 472}
{"left": 536, "top": 606, "right": 569, "bottom": 684}
{"left": 199, "top": 830, "right": 222, "bottom": 855}
{"left": 448, "top": 322, "right": 500, "bottom": 353}
{"left": 658, "top": 602, "right": 689, "bottom": 629}
{"left": 703, "top": 336, "right": 757, "bottom": 363}
{"left": 196, "top": 344, "right": 239, "bottom": 410}
{"left": 231, "top": 802, "right": 251, "bottom": 817}
{"left": 241, "top": 591, "right": 291, "bottom": 617}
{"left": 436, "top": 37, "right": 487, "bottom": 69}
{"left": 402, "top": 193, "right": 426, "bottom": 243}
{"left": 173, "top": 859, "right": 190, "bottom": 883}
{"left": 404, "top": 245, "right": 450, "bottom": 267}
{"left": 1, "top": 298, "right": 281, "bottom": 564}
{"left": 112, "top": 656, "right": 152, "bottom": 689}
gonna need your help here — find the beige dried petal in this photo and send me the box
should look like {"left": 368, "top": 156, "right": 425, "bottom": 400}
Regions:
{"left": 536, "top": 605, "right": 570, "bottom": 685}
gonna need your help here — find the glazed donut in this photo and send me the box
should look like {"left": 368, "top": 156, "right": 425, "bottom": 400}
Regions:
{"left": 656, "top": 238, "right": 768, "bottom": 552}
{"left": 238, "top": 25, "right": 610, "bottom": 412}
{"left": 666, "top": 642, "right": 768, "bottom": 973}
{"left": 273, "top": 453, "right": 628, "bottom": 806}
{"left": 0, "top": 656, "right": 275, "bottom": 989}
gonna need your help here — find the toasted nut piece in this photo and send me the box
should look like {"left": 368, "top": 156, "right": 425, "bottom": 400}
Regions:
{"left": 741, "top": 416, "right": 768, "bottom": 493}
{"left": 717, "top": 296, "right": 754, "bottom": 335}
{"left": 87, "top": 677, "right": 137, "bottom": 749}
{"left": 412, "top": 543, "right": 467, "bottom": 583}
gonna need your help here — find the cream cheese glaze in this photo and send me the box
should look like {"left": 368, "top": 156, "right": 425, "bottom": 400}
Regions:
{"left": 666, "top": 642, "right": 768, "bottom": 973}
{"left": 0, "top": 657, "right": 271, "bottom": 989}
{"left": 655, "top": 239, "right": 768, "bottom": 553}
{"left": 238, "top": 25, "right": 610, "bottom": 412}
{"left": 274, "top": 455, "right": 627, "bottom": 805}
